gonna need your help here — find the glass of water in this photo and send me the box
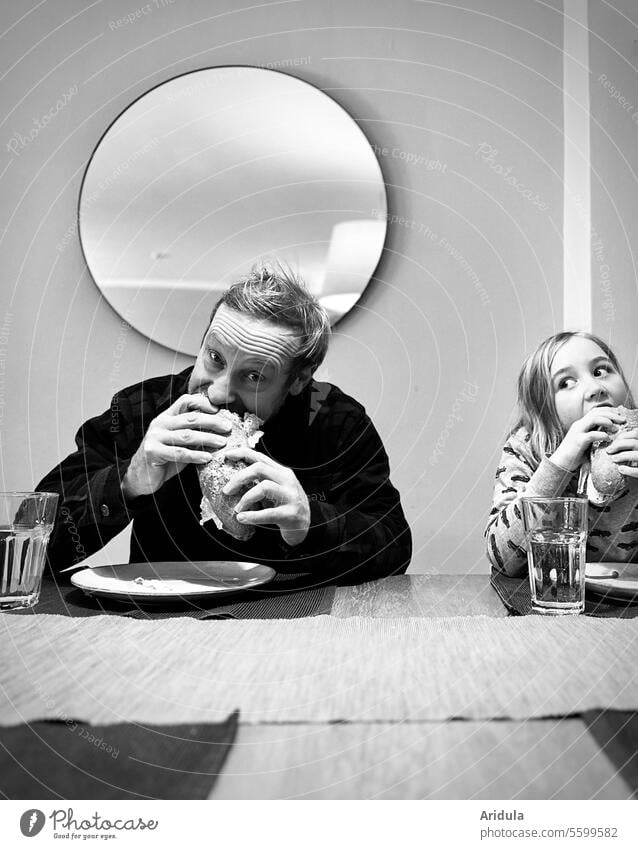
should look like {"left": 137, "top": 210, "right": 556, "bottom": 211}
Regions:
{"left": 0, "top": 492, "right": 59, "bottom": 610}
{"left": 521, "top": 497, "right": 588, "bottom": 615}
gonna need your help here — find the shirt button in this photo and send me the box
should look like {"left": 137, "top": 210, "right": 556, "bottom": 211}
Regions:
{"left": 100, "top": 504, "right": 110, "bottom": 517}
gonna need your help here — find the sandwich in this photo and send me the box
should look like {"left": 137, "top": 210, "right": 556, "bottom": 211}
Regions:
{"left": 586, "top": 405, "right": 638, "bottom": 504}
{"left": 197, "top": 410, "right": 264, "bottom": 540}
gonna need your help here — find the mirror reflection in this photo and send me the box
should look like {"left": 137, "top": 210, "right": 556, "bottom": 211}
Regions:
{"left": 79, "top": 66, "right": 387, "bottom": 355}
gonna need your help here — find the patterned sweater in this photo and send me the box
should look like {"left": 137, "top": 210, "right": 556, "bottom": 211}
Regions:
{"left": 485, "top": 427, "right": 638, "bottom": 576}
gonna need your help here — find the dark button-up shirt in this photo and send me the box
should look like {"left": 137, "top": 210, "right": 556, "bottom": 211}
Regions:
{"left": 37, "top": 369, "right": 412, "bottom": 585}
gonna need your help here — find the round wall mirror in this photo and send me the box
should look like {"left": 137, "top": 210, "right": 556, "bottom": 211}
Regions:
{"left": 78, "top": 66, "right": 388, "bottom": 355}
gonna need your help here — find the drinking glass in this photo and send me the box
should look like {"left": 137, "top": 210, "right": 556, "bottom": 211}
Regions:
{"left": 521, "top": 497, "right": 588, "bottom": 615}
{"left": 0, "top": 492, "right": 59, "bottom": 610}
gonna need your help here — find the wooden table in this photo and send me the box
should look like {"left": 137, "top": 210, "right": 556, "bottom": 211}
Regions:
{"left": 2, "top": 575, "right": 634, "bottom": 800}
{"left": 331, "top": 574, "right": 508, "bottom": 619}
{"left": 210, "top": 576, "right": 632, "bottom": 799}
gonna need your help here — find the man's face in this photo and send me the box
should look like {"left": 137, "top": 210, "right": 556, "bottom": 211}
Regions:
{"left": 188, "top": 305, "right": 309, "bottom": 421}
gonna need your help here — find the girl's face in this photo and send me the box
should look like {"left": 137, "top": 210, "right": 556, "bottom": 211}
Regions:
{"left": 550, "top": 337, "right": 629, "bottom": 430}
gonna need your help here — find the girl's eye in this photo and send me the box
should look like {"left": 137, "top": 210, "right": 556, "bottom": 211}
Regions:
{"left": 558, "top": 376, "right": 576, "bottom": 390}
{"left": 594, "top": 365, "right": 611, "bottom": 378}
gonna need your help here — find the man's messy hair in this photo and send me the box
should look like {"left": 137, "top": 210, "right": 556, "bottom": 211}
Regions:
{"left": 208, "top": 263, "right": 331, "bottom": 380}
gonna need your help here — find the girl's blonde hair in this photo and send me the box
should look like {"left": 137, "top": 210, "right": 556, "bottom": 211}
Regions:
{"left": 512, "top": 331, "right": 635, "bottom": 463}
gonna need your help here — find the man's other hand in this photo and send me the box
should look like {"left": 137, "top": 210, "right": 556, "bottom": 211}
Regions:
{"left": 222, "top": 447, "right": 311, "bottom": 547}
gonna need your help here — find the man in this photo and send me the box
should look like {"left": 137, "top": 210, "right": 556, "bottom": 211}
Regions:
{"left": 38, "top": 267, "right": 411, "bottom": 584}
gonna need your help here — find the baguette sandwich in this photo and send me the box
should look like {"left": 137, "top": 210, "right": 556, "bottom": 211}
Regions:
{"left": 197, "top": 410, "right": 264, "bottom": 540}
{"left": 586, "top": 405, "right": 638, "bottom": 504}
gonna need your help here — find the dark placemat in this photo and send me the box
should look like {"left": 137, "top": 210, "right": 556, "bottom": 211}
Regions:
{"left": 490, "top": 573, "right": 638, "bottom": 618}
{"left": 9, "top": 573, "right": 336, "bottom": 620}
{"left": 0, "top": 711, "right": 239, "bottom": 800}
{"left": 129, "top": 584, "right": 336, "bottom": 620}
{"left": 583, "top": 710, "right": 638, "bottom": 798}
{"left": 490, "top": 573, "right": 533, "bottom": 616}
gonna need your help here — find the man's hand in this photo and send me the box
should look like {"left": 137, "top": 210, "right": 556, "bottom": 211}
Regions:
{"left": 223, "top": 447, "right": 311, "bottom": 547}
{"left": 121, "top": 394, "right": 232, "bottom": 500}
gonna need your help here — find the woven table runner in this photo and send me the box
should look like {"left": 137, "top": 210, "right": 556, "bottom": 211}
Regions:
{"left": 10, "top": 574, "right": 335, "bottom": 620}
{"left": 490, "top": 573, "right": 638, "bottom": 618}
{"left": 2, "top": 614, "right": 638, "bottom": 724}
{"left": 0, "top": 711, "right": 238, "bottom": 799}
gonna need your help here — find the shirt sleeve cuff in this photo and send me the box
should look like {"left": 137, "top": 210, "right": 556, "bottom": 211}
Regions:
{"left": 523, "top": 457, "right": 576, "bottom": 497}
{"left": 87, "top": 459, "right": 139, "bottom": 527}
{"left": 278, "top": 500, "right": 342, "bottom": 561}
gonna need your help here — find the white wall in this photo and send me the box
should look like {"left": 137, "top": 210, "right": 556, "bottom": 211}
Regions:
{"left": 0, "top": 0, "right": 566, "bottom": 573}
{"left": 589, "top": 0, "right": 638, "bottom": 385}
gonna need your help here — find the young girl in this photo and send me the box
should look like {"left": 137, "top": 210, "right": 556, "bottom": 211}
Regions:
{"left": 486, "top": 331, "right": 638, "bottom": 576}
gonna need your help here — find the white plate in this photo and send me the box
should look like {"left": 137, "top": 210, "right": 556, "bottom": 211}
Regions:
{"left": 586, "top": 562, "right": 638, "bottom": 603}
{"left": 71, "top": 561, "right": 275, "bottom": 603}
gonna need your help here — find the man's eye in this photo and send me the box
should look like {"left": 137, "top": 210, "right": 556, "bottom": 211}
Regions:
{"left": 208, "top": 349, "right": 223, "bottom": 365}
{"left": 246, "top": 372, "right": 263, "bottom": 384}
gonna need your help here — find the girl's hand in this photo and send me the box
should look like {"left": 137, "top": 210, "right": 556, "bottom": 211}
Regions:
{"left": 605, "top": 427, "right": 638, "bottom": 477}
{"left": 550, "top": 408, "right": 626, "bottom": 472}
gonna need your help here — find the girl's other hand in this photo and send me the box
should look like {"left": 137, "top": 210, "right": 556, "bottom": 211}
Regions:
{"left": 605, "top": 427, "right": 638, "bottom": 477}
{"left": 550, "top": 407, "right": 626, "bottom": 472}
